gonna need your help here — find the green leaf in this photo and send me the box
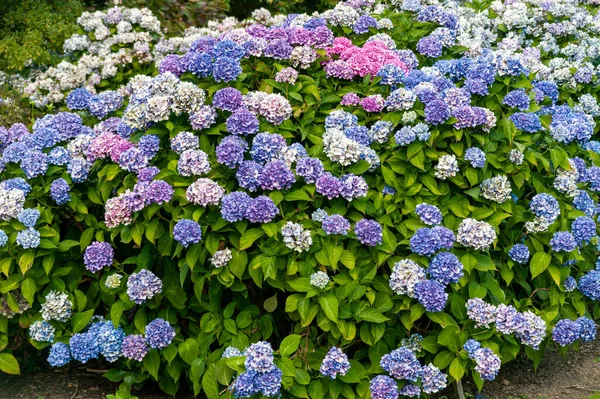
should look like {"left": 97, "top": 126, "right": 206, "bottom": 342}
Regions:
{"left": 357, "top": 308, "right": 389, "bottom": 323}
{"left": 449, "top": 357, "right": 466, "bottom": 381}
{"left": 143, "top": 349, "right": 160, "bottom": 380}
{"left": 178, "top": 339, "right": 199, "bottom": 365}
{"left": 0, "top": 353, "right": 20, "bottom": 375}
{"left": 20, "top": 278, "right": 36, "bottom": 304}
{"left": 71, "top": 309, "right": 95, "bottom": 333}
{"left": 530, "top": 252, "right": 551, "bottom": 279}
{"left": 434, "top": 350, "right": 455, "bottom": 369}
{"left": 279, "top": 334, "right": 302, "bottom": 357}
{"left": 264, "top": 294, "right": 278, "bottom": 312}
{"left": 18, "top": 251, "right": 35, "bottom": 274}
{"left": 318, "top": 294, "right": 339, "bottom": 322}
{"left": 202, "top": 365, "right": 219, "bottom": 399}
{"left": 239, "top": 229, "right": 265, "bottom": 250}
{"left": 110, "top": 300, "right": 125, "bottom": 326}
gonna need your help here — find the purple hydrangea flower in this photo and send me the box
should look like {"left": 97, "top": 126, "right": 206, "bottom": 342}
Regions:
{"left": 245, "top": 196, "right": 279, "bottom": 223}
{"left": 414, "top": 280, "right": 448, "bottom": 312}
{"left": 213, "top": 88, "right": 244, "bottom": 112}
{"left": 221, "top": 191, "right": 252, "bottom": 222}
{"left": 550, "top": 231, "right": 577, "bottom": 252}
{"left": 315, "top": 172, "right": 342, "bottom": 199}
{"left": 354, "top": 219, "right": 382, "bottom": 246}
{"left": 145, "top": 318, "right": 176, "bottom": 349}
{"left": 121, "top": 334, "right": 149, "bottom": 361}
{"left": 84, "top": 242, "right": 114, "bottom": 272}
{"left": 552, "top": 319, "right": 580, "bottom": 346}
{"left": 319, "top": 347, "right": 350, "bottom": 379}
{"left": 258, "top": 160, "right": 296, "bottom": 190}
{"left": 322, "top": 214, "right": 351, "bottom": 235}
{"left": 226, "top": 109, "right": 260, "bottom": 135}
{"left": 51, "top": 178, "right": 71, "bottom": 205}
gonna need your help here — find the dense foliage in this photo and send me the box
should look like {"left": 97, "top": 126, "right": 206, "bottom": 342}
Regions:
{"left": 0, "top": 0, "right": 84, "bottom": 73}
{"left": 2, "top": 0, "right": 600, "bottom": 398}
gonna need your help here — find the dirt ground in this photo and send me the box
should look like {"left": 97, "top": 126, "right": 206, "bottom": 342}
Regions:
{"left": 1, "top": 341, "right": 599, "bottom": 399}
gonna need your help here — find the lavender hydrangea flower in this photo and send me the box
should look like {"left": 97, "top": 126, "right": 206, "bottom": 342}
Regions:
{"left": 84, "top": 241, "right": 114, "bottom": 272}
{"left": 420, "top": 363, "right": 447, "bottom": 394}
{"left": 472, "top": 347, "right": 501, "bottom": 381}
{"left": 320, "top": 347, "right": 350, "bottom": 379}
{"left": 315, "top": 172, "right": 342, "bottom": 200}
{"left": 213, "top": 87, "right": 244, "bottom": 112}
{"left": 259, "top": 160, "right": 296, "bottom": 190}
{"left": 173, "top": 219, "right": 202, "bottom": 247}
{"left": 322, "top": 214, "right": 351, "bottom": 235}
{"left": 145, "top": 318, "right": 176, "bottom": 349}
{"left": 216, "top": 135, "right": 248, "bottom": 168}
{"left": 380, "top": 347, "right": 422, "bottom": 381}
{"left": 466, "top": 298, "right": 497, "bottom": 328}
{"left": 126, "top": 269, "right": 162, "bottom": 304}
{"left": 370, "top": 375, "right": 398, "bottom": 399}
{"left": 121, "top": 334, "right": 149, "bottom": 361}
{"left": 226, "top": 109, "right": 260, "bottom": 135}
{"left": 16, "top": 228, "right": 40, "bottom": 249}
{"left": 186, "top": 178, "right": 225, "bottom": 206}
{"left": 245, "top": 196, "right": 279, "bottom": 223}
{"left": 572, "top": 216, "right": 596, "bottom": 245}
{"left": 296, "top": 157, "right": 324, "bottom": 183}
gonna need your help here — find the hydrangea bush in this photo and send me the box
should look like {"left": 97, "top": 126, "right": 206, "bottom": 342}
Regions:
{"left": 1, "top": 0, "right": 600, "bottom": 398}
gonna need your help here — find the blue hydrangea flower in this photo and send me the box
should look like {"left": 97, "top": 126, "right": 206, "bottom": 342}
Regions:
{"left": 48, "top": 342, "right": 71, "bottom": 367}
{"left": 508, "top": 244, "right": 530, "bottom": 264}
{"left": 245, "top": 196, "right": 279, "bottom": 223}
{"left": 577, "top": 316, "right": 596, "bottom": 342}
{"left": 550, "top": 231, "right": 577, "bottom": 252}
{"left": 465, "top": 147, "right": 486, "bottom": 168}
{"left": 463, "top": 339, "right": 481, "bottom": 357}
{"left": 17, "top": 208, "right": 40, "bottom": 228}
{"left": 29, "top": 320, "right": 55, "bottom": 342}
{"left": 0, "top": 230, "right": 7, "bottom": 247}
{"left": 70, "top": 332, "right": 99, "bottom": 363}
{"left": 370, "top": 375, "right": 399, "bottom": 399}
{"left": 16, "top": 228, "right": 40, "bottom": 249}
{"left": 213, "top": 57, "right": 242, "bottom": 82}
{"left": 415, "top": 203, "right": 442, "bottom": 225}
{"left": 564, "top": 276, "right": 577, "bottom": 292}
{"left": 552, "top": 319, "right": 581, "bottom": 346}
{"left": 50, "top": 178, "right": 71, "bottom": 205}
{"left": 410, "top": 228, "right": 441, "bottom": 257}
{"left": 428, "top": 252, "right": 463, "bottom": 285}
{"left": 572, "top": 216, "right": 596, "bottom": 245}
{"left": 578, "top": 270, "right": 600, "bottom": 301}
{"left": 173, "top": 219, "right": 202, "bottom": 247}
{"left": 414, "top": 280, "right": 448, "bottom": 312}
